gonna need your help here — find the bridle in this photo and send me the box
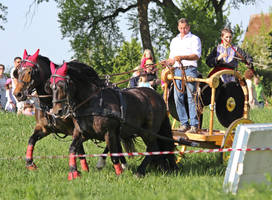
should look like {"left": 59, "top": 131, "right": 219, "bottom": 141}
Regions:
{"left": 50, "top": 71, "right": 72, "bottom": 118}
{"left": 16, "top": 59, "right": 40, "bottom": 96}
{"left": 50, "top": 71, "right": 103, "bottom": 119}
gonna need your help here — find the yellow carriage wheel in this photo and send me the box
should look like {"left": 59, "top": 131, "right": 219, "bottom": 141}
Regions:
{"left": 175, "top": 145, "right": 186, "bottom": 164}
{"left": 220, "top": 118, "right": 253, "bottom": 163}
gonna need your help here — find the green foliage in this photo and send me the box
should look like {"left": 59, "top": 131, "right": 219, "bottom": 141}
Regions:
{"left": 0, "top": 3, "right": 7, "bottom": 30}
{"left": 57, "top": 0, "right": 125, "bottom": 75}
{"left": 242, "top": 13, "right": 272, "bottom": 96}
{"left": 254, "top": 69, "right": 272, "bottom": 97}
{"left": 242, "top": 14, "right": 272, "bottom": 69}
{"left": 111, "top": 38, "right": 142, "bottom": 88}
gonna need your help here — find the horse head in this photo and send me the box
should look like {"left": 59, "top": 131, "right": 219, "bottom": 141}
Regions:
{"left": 49, "top": 62, "right": 73, "bottom": 118}
{"left": 13, "top": 49, "right": 51, "bottom": 101}
{"left": 13, "top": 49, "right": 40, "bottom": 101}
{"left": 49, "top": 61, "right": 102, "bottom": 118}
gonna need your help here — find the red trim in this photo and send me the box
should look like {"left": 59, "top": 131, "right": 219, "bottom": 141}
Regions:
{"left": 80, "top": 159, "right": 89, "bottom": 172}
{"left": 26, "top": 145, "right": 34, "bottom": 159}
{"left": 114, "top": 163, "right": 123, "bottom": 175}
{"left": 208, "top": 66, "right": 233, "bottom": 77}
{"left": 69, "top": 153, "right": 76, "bottom": 167}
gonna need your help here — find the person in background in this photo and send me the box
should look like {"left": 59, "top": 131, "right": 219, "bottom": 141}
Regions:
{"left": 10, "top": 57, "right": 22, "bottom": 90}
{"left": 244, "top": 69, "right": 258, "bottom": 109}
{"left": 166, "top": 18, "right": 201, "bottom": 133}
{"left": 129, "top": 66, "right": 141, "bottom": 88}
{"left": 22, "top": 103, "right": 35, "bottom": 116}
{"left": 140, "top": 49, "right": 153, "bottom": 71}
{"left": 140, "top": 49, "right": 159, "bottom": 89}
{"left": 145, "top": 59, "right": 159, "bottom": 90}
{"left": 0, "top": 64, "right": 7, "bottom": 109}
{"left": 10, "top": 56, "right": 25, "bottom": 114}
{"left": 138, "top": 72, "right": 153, "bottom": 89}
{"left": 253, "top": 75, "right": 268, "bottom": 108}
{"left": 5, "top": 78, "right": 17, "bottom": 112}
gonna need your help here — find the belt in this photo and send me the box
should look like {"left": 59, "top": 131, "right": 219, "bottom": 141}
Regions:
{"left": 175, "top": 65, "right": 196, "bottom": 70}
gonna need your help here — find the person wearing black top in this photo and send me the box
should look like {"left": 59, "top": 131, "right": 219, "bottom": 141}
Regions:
{"left": 206, "top": 28, "right": 253, "bottom": 77}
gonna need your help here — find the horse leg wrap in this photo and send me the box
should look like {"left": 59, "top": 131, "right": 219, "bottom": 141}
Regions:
{"left": 80, "top": 159, "right": 89, "bottom": 172}
{"left": 69, "top": 153, "right": 77, "bottom": 169}
{"left": 68, "top": 170, "right": 81, "bottom": 180}
{"left": 26, "top": 145, "right": 34, "bottom": 160}
{"left": 114, "top": 163, "right": 123, "bottom": 175}
{"left": 26, "top": 145, "right": 37, "bottom": 170}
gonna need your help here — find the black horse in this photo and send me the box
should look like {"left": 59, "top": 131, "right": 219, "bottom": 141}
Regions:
{"left": 49, "top": 62, "right": 178, "bottom": 178}
{"left": 13, "top": 49, "right": 126, "bottom": 174}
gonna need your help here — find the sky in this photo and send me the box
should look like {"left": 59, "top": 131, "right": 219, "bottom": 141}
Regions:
{"left": 0, "top": 0, "right": 272, "bottom": 72}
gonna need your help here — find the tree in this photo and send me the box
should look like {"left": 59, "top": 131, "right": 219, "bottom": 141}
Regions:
{"left": 111, "top": 38, "right": 142, "bottom": 88}
{"left": 34, "top": 0, "right": 257, "bottom": 75}
{"left": 0, "top": 3, "right": 7, "bottom": 30}
{"left": 242, "top": 13, "right": 272, "bottom": 96}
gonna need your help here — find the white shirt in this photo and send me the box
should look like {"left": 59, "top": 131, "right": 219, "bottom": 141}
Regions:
{"left": 10, "top": 67, "right": 16, "bottom": 92}
{"left": 169, "top": 32, "right": 201, "bottom": 68}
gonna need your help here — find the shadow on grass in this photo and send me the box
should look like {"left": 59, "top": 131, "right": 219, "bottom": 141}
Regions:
{"left": 177, "top": 152, "right": 227, "bottom": 176}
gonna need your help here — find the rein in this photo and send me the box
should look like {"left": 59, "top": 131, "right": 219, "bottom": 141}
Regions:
{"left": 73, "top": 89, "right": 101, "bottom": 111}
{"left": 223, "top": 40, "right": 256, "bottom": 73}
{"left": 27, "top": 94, "right": 52, "bottom": 98}
{"left": 51, "top": 71, "right": 199, "bottom": 146}
{"left": 103, "top": 60, "right": 166, "bottom": 86}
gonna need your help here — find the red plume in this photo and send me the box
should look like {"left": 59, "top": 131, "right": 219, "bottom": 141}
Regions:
{"left": 22, "top": 49, "right": 40, "bottom": 67}
{"left": 31, "top": 49, "right": 40, "bottom": 64}
{"left": 50, "top": 62, "right": 68, "bottom": 84}
{"left": 23, "top": 49, "right": 28, "bottom": 59}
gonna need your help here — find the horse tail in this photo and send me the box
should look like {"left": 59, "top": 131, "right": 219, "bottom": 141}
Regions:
{"left": 156, "top": 114, "right": 178, "bottom": 171}
{"left": 121, "top": 137, "right": 136, "bottom": 153}
{"left": 156, "top": 114, "right": 175, "bottom": 151}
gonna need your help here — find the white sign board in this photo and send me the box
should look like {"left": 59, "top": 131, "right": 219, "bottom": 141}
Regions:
{"left": 223, "top": 123, "right": 272, "bottom": 194}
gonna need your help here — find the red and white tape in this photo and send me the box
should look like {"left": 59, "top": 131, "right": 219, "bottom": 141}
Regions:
{"left": 0, "top": 147, "right": 272, "bottom": 161}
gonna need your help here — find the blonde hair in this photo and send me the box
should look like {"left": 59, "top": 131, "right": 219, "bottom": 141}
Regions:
{"left": 141, "top": 49, "right": 153, "bottom": 61}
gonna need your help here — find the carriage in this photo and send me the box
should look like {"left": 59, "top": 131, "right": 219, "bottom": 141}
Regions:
{"left": 161, "top": 65, "right": 253, "bottom": 162}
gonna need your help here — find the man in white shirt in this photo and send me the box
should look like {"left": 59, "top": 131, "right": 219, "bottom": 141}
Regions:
{"left": 10, "top": 56, "right": 25, "bottom": 113}
{"left": 166, "top": 18, "right": 201, "bottom": 133}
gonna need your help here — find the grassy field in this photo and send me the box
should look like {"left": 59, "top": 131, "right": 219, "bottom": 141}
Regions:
{"left": 0, "top": 108, "right": 272, "bottom": 200}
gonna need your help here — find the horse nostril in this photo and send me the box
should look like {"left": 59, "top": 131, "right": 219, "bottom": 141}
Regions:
{"left": 57, "top": 109, "right": 63, "bottom": 116}
{"left": 16, "top": 92, "right": 22, "bottom": 98}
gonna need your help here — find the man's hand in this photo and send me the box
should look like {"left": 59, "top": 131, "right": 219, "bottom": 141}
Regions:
{"left": 165, "top": 58, "right": 175, "bottom": 66}
{"left": 174, "top": 56, "right": 183, "bottom": 62}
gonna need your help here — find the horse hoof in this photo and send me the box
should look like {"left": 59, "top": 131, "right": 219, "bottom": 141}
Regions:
{"left": 96, "top": 157, "right": 106, "bottom": 170}
{"left": 68, "top": 170, "right": 81, "bottom": 180}
{"left": 121, "top": 163, "right": 127, "bottom": 170}
{"left": 135, "top": 172, "right": 145, "bottom": 178}
{"left": 26, "top": 163, "right": 37, "bottom": 170}
{"left": 114, "top": 163, "right": 123, "bottom": 176}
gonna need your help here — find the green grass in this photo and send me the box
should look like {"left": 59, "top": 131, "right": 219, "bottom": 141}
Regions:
{"left": 0, "top": 108, "right": 272, "bottom": 200}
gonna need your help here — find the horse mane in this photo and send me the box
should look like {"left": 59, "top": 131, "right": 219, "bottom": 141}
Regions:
{"left": 67, "top": 61, "right": 104, "bottom": 87}
{"left": 37, "top": 55, "right": 51, "bottom": 66}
